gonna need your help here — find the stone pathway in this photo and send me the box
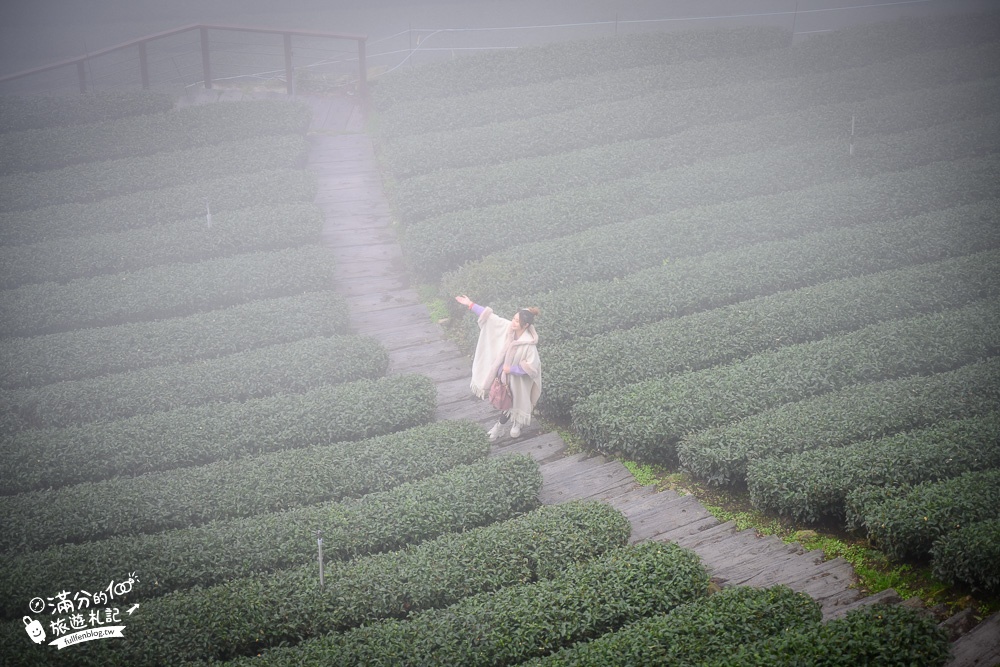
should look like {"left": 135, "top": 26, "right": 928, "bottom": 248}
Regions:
{"left": 305, "top": 102, "right": 867, "bottom": 619}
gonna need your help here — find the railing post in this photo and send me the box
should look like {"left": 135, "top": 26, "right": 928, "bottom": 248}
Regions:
{"left": 283, "top": 32, "right": 294, "bottom": 95}
{"left": 138, "top": 41, "right": 150, "bottom": 89}
{"left": 0, "top": 24, "right": 369, "bottom": 97}
{"left": 357, "top": 38, "right": 368, "bottom": 111}
{"left": 77, "top": 60, "right": 87, "bottom": 94}
{"left": 200, "top": 26, "right": 212, "bottom": 89}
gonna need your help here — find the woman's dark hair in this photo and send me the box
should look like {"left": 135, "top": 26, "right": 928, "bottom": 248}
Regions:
{"left": 517, "top": 307, "right": 540, "bottom": 326}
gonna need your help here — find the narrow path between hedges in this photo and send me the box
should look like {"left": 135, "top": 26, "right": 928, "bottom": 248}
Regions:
{"left": 301, "top": 92, "right": 871, "bottom": 621}
{"left": 182, "top": 87, "right": 996, "bottom": 658}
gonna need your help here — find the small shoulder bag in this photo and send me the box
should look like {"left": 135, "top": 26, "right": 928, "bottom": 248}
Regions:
{"left": 488, "top": 370, "right": 513, "bottom": 411}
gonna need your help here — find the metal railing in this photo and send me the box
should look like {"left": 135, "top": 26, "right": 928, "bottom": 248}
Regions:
{"left": 0, "top": 23, "right": 367, "bottom": 100}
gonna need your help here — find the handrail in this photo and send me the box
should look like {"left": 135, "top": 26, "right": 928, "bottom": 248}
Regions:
{"left": 0, "top": 22, "right": 368, "bottom": 101}
{"left": 198, "top": 23, "right": 366, "bottom": 41}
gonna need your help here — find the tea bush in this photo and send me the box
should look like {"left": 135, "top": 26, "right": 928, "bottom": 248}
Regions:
{"left": 525, "top": 585, "right": 820, "bottom": 667}
{"left": 0, "top": 374, "right": 438, "bottom": 549}
{"left": 678, "top": 357, "right": 1000, "bottom": 486}
{"left": 0, "top": 100, "right": 311, "bottom": 175}
{"left": 442, "top": 154, "right": 999, "bottom": 306}
{"left": 390, "top": 77, "right": 998, "bottom": 222}
{"left": 846, "top": 468, "right": 1000, "bottom": 561}
{"left": 0, "top": 203, "right": 323, "bottom": 289}
{"left": 574, "top": 299, "right": 1000, "bottom": 463}
{"left": 0, "top": 244, "right": 336, "bottom": 337}
{"left": 372, "top": 26, "right": 789, "bottom": 108}
{"left": 406, "top": 115, "right": 1000, "bottom": 280}
{"left": 1, "top": 334, "right": 389, "bottom": 429}
{"left": 0, "top": 448, "right": 538, "bottom": 617}
{"left": 703, "top": 604, "right": 950, "bottom": 666}
{"left": 0, "top": 89, "right": 173, "bottom": 133}
{"left": 748, "top": 412, "right": 1000, "bottom": 523}
{"left": 0, "top": 502, "right": 630, "bottom": 665}
{"left": 540, "top": 244, "right": 1000, "bottom": 419}
{"left": 0, "top": 134, "right": 307, "bottom": 212}
{"left": 931, "top": 518, "right": 1000, "bottom": 594}
{"left": 0, "top": 168, "right": 315, "bottom": 246}
{"left": 0, "top": 290, "right": 349, "bottom": 389}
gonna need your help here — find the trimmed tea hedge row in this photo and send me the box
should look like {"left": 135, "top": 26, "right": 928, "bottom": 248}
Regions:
{"left": 524, "top": 199, "right": 1000, "bottom": 344}
{"left": 390, "top": 77, "right": 1000, "bottom": 223}
{"left": 525, "top": 585, "right": 820, "bottom": 667}
{"left": 1, "top": 502, "right": 629, "bottom": 666}
{"left": 380, "top": 41, "right": 1000, "bottom": 180}
{"left": 702, "top": 604, "right": 950, "bottom": 667}
{"left": 845, "top": 468, "right": 1000, "bottom": 561}
{"left": 373, "top": 11, "right": 1000, "bottom": 120}
{"left": 747, "top": 412, "right": 1000, "bottom": 524}
{"left": 677, "top": 357, "right": 1000, "bottom": 487}
{"left": 484, "top": 198, "right": 1000, "bottom": 353}
{"left": 406, "top": 112, "right": 1000, "bottom": 280}
{"left": 0, "top": 411, "right": 24, "bottom": 435}
{"left": 0, "top": 202, "right": 323, "bottom": 289}
{"left": 0, "top": 375, "right": 438, "bottom": 551}
{"left": 224, "top": 541, "right": 708, "bottom": 667}
{"left": 442, "top": 153, "right": 1000, "bottom": 307}
{"left": 0, "top": 90, "right": 173, "bottom": 133}
{"left": 0, "top": 334, "right": 389, "bottom": 430}
{"left": 0, "top": 100, "right": 311, "bottom": 176}
{"left": 0, "top": 167, "right": 316, "bottom": 247}
{"left": 0, "top": 133, "right": 308, "bottom": 213}
{"left": 931, "top": 519, "right": 1000, "bottom": 593}
{"left": 0, "top": 449, "right": 536, "bottom": 618}
{"left": 573, "top": 298, "right": 1000, "bottom": 463}
{"left": 0, "top": 373, "right": 437, "bottom": 498}
{"left": 539, "top": 244, "right": 1000, "bottom": 419}
{"left": 377, "top": 35, "right": 1000, "bottom": 141}
{"left": 372, "top": 26, "right": 790, "bottom": 108}
{"left": 0, "top": 244, "right": 336, "bottom": 338}
{"left": 0, "top": 290, "right": 350, "bottom": 389}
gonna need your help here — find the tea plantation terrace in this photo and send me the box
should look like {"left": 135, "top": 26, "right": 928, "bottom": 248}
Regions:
{"left": 253, "top": 81, "right": 995, "bottom": 663}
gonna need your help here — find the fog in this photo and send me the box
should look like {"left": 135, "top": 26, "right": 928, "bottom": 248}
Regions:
{"left": 3, "top": 0, "right": 997, "bottom": 80}
{"left": 1, "top": 0, "right": 998, "bottom": 661}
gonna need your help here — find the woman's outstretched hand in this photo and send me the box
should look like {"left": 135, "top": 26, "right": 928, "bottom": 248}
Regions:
{"left": 455, "top": 294, "right": 473, "bottom": 308}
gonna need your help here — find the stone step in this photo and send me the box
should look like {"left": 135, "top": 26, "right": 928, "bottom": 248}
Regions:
{"left": 626, "top": 494, "right": 708, "bottom": 541}
{"left": 614, "top": 487, "right": 681, "bottom": 514}
{"left": 714, "top": 543, "right": 809, "bottom": 586}
{"left": 538, "top": 452, "right": 593, "bottom": 475}
{"left": 675, "top": 520, "right": 740, "bottom": 550}
{"left": 538, "top": 460, "right": 635, "bottom": 504}
{"left": 604, "top": 484, "right": 660, "bottom": 509}
{"left": 937, "top": 608, "right": 977, "bottom": 642}
{"left": 646, "top": 514, "right": 721, "bottom": 544}
{"left": 490, "top": 431, "right": 566, "bottom": 463}
{"left": 692, "top": 529, "right": 776, "bottom": 571}
{"left": 819, "top": 588, "right": 871, "bottom": 618}
{"left": 738, "top": 549, "right": 828, "bottom": 589}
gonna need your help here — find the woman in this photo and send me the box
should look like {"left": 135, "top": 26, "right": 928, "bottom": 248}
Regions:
{"left": 455, "top": 295, "right": 541, "bottom": 440}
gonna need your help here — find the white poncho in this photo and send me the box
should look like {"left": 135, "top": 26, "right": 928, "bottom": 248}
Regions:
{"left": 469, "top": 306, "right": 541, "bottom": 426}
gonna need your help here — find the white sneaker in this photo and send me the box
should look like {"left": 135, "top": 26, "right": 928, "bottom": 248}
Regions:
{"left": 509, "top": 423, "right": 521, "bottom": 438}
{"left": 487, "top": 421, "right": 504, "bottom": 441}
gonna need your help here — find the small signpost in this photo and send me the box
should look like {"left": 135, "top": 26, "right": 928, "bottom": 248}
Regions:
{"left": 313, "top": 529, "right": 324, "bottom": 588}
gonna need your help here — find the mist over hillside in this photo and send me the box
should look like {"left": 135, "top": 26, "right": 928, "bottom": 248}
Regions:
{"left": 2, "top": 0, "right": 996, "bottom": 79}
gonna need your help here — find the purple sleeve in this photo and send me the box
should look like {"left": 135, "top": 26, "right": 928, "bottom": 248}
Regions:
{"left": 508, "top": 364, "right": 526, "bottom": 375}
{"left": 471, "top": 304, "right": 485, "bottom": 316}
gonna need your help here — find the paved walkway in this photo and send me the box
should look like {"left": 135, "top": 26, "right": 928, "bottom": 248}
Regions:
{"left": 181, "top": 86, "right": 997, "bottom": 656}
{"left": 301, "top": 89, "right": 868, "bottom": 619}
